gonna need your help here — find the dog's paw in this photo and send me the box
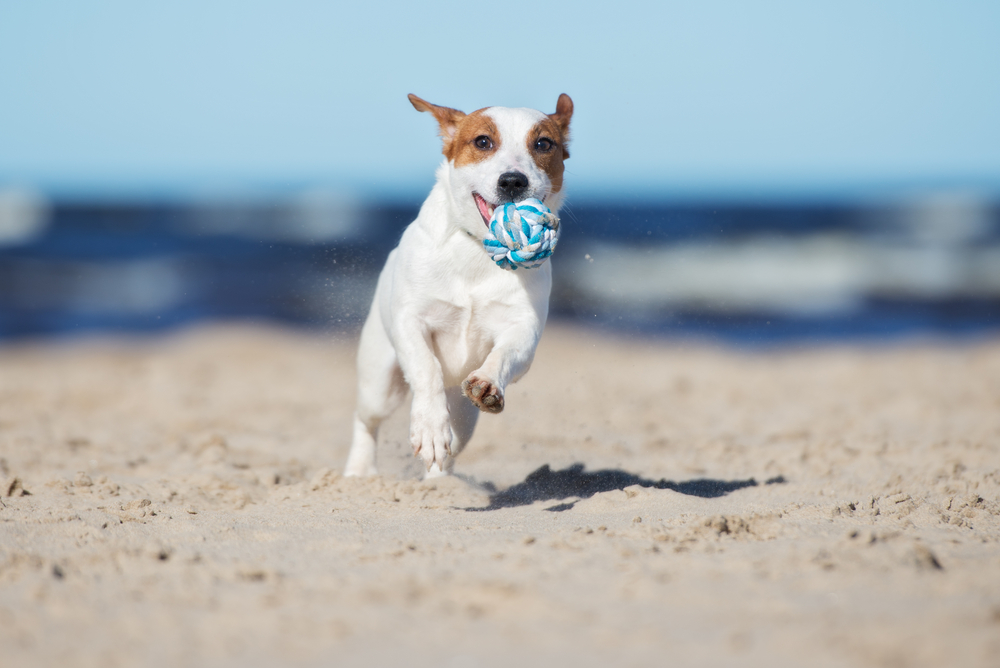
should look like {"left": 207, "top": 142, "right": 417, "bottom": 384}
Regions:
{"left": 409, "top": 409, "right": 453, "bottom": 471}
{"left": 461, "top": 375, "right": 505, "bottom": 414}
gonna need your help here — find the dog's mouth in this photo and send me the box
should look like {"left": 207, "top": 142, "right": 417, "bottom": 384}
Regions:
{"left": 472, "top": 193, "right": 496, "bottom": 227}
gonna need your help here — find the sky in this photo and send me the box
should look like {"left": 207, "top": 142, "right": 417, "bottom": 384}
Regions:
{"left": 1, "top": 1, "right": 999, "bottom": 201}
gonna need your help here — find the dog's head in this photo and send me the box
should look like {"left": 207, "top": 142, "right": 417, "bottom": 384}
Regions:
{"left": 408, "top": 93, "right": 573, "bottom": 237}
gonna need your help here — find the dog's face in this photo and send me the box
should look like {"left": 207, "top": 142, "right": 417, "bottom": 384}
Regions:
{"left": 409, "top": 94, "right": 573, "bottom": 238}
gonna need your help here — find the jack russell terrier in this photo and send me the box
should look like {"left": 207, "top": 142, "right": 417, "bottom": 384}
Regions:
{"left": 343, "top": 93, "right": 573, "bottom": 478}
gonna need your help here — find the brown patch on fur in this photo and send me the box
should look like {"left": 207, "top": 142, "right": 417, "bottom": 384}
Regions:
{"left": 409, "top": 94, "right": 499, "bottom": 166}
{"left": 410, "top": 93, "right": 573, "bottom": 177}
{"left": 408, "top": 94, "right": 466, "bottom": 150}
{"left": 449, "top": 110, "right": 502, "bottom": 167}
{"left": 527, "top": 94, "right": 574, "bottom": 196}
{"left": 550, "top": 94, "right": 573, "bottom": 158}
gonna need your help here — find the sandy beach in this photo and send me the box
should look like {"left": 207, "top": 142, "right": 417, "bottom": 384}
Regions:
{"left": 1, "top": 323, "right": 998, "bottom": 667}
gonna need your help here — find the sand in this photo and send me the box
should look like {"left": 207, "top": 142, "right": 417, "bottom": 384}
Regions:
{"left": 1, "top": 323, "right": 999, "bottom": 667}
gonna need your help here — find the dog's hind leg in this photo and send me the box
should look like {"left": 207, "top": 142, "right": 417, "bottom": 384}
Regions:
{"left": 344, "top": 304, "right": 407, "bottom": 477}
{"left": 425, "top": 386, "right": 480, "bottom": 478}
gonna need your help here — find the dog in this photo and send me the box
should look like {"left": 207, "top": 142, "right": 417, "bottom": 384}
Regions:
{"left": 343, "top": 93, "right": 573, "bottom": 478}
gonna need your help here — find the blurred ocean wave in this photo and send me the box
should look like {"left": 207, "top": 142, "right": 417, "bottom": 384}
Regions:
{"left": 0, "top": 188, "right": 50, "bottom": 245}
{"left": 558, "top": 235, "right": 1000, "bottom": 313}
{"left": 0, "top": 189, "right": 998, "bottom": 344}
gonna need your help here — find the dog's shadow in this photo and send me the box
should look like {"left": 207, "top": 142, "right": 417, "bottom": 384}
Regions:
{"left": 463, "top": 463, "right": 785, "bottom": 512}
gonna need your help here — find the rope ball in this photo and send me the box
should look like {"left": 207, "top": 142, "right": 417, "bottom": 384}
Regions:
{"left": 481, "top": 198, "right": 560, "bottom": 270}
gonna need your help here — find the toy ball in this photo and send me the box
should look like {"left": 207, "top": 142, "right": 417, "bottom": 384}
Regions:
{"left": 482, "top": 198, "right": 560, "bottom": 270}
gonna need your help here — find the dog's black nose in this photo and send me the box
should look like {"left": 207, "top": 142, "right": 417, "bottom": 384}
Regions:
{"left": 497, "top": 171, "right": 529, "bottom": 202}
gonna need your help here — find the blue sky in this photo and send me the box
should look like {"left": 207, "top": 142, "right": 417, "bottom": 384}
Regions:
{"left": 1, "top": 1, "right": 998, "bottom": 201}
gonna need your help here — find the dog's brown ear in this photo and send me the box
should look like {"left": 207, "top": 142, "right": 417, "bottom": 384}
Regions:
{"left": 408, "top": 94, "right": 466, "bottom": 150}
{"left": 549, "top": 93, "right": 573, "bottom": 159}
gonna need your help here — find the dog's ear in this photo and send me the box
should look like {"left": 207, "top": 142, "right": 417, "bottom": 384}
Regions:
{"left": 549, "top": 93, "right": 573, "bottom": 159}
{"left": 408, "top": 94, "right": 466, "bottom": 150}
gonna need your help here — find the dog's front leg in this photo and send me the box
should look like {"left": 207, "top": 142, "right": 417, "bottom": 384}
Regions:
{"left": 392, "top": 317, "right": 453, "bottom": 472}
{"left": 462, "top": 324, "right": 541, "bottom": 414}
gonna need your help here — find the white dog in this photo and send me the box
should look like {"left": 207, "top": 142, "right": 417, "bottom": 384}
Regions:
{"left": 343, "top": 93, "right": 573, "bottom": 478}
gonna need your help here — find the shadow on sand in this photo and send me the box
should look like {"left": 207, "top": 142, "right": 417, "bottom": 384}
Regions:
{"left": 465, "top": 463, "right": 786, "bottom": 512}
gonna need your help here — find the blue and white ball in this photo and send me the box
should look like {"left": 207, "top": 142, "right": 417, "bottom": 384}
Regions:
{"left": 482, "top": 198, "right": 560, "bottom": 270}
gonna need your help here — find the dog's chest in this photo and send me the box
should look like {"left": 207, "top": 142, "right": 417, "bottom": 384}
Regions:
{"left": 424, "top": 276, "right": 528, "bottom": 384}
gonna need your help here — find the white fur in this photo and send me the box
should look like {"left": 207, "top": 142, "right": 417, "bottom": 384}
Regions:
{"left": 343, "top": 105, "right": 561, "bottom": 478}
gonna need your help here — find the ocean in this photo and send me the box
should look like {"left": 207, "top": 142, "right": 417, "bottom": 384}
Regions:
{"left": 1, "top": 194, "right": 998, "bottom": 345}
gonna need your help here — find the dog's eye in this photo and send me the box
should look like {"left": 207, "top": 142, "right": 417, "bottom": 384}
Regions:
{"left": 474, "top": 136, "right": 493, "bottom": 150}
{"left": 534, "top": 137, "right": 555, "bottom": 152}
